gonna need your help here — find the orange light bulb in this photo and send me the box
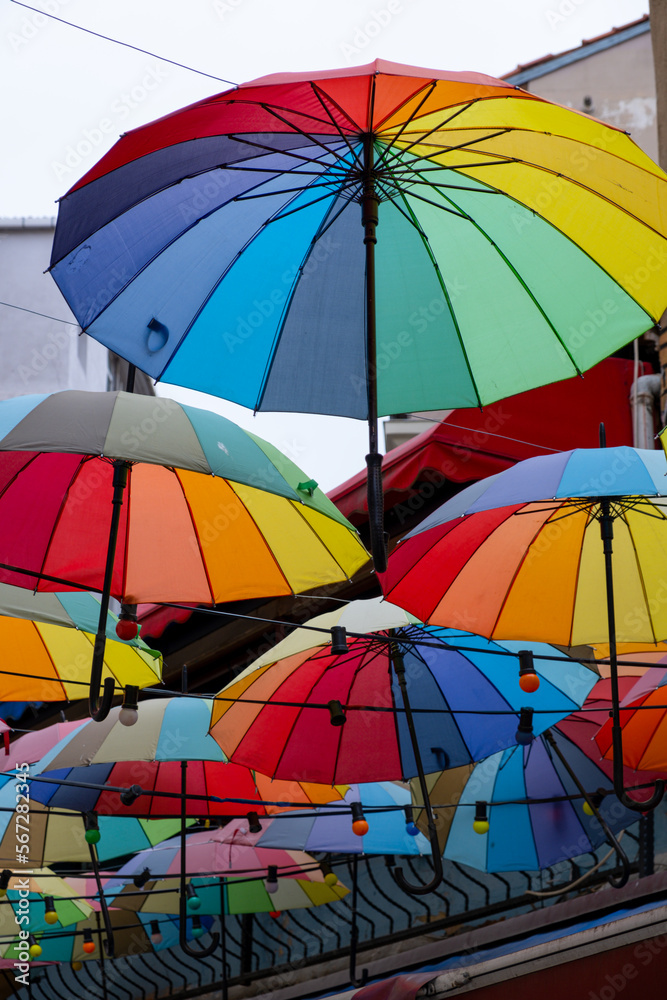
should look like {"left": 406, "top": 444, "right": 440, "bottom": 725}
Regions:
{"left": 519, "top": 672, "right": 540, "bottom": 693}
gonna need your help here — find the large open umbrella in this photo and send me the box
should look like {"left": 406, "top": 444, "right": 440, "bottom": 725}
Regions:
{"left": 0, "top": 390, "right": 368, "bottom": 719}
{"left": 209, "top": 597, "right": 597, "bottom": 892}
{"left": 379, "top": 441, "right": 667, "bottom": 814}
{"left": 48, "top": 61, "right": 667, "bottom": 570}
{"left": 29, "top": 697, "right": 350, "bottom": 818}
{"left": 414, "top": 727, "right": 637, "bottom": 879}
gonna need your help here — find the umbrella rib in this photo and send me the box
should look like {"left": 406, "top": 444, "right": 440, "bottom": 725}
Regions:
{"left": 373, "top": 80, "right": 440, "bottom": 173}
{"left": 378, "top": 99, "right": 487, "bottom": 170}
{"left": 401, "top": 164, "right": 588, "bottom": 378}
{"left": 227, "top": 95, "right": 359, "bottom": 134}
{"left": 310, "top": 83, "right": 364, "bottom": 169}
{"left": 225, "top": 133, "right": 354, "bottom": 174}
{"left": 254, "top": 190, "right": 359, "bottom": 410}
{"left": 379, "top": 129, "right": 516, "bottom": 178}
{"left": 153, "top": 171, "right": 333, "bottom": 388}
{"left": 385, "top": 184, "right": 484, "bottom": 408}
{"left": 254, "top": 101, "right": 357, "bottom": 162}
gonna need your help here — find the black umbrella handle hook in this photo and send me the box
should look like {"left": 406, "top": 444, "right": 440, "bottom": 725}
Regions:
{"left": 392, "top": 827, "right": 445, "bottom": 895}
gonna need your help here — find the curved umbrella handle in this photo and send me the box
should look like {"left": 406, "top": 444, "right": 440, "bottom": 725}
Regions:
{"left": 178, "top": 913, "right": 220, "bottom": 960}
{"left": 617, "top": 777, "right": 665, "bottom": 814}
{"left": 366, "top": 452, "right": 387, "bottom": 573}
{"left": 89, "top": 659, "right": 116, "bottom": 722}
{"left": 390, "top": 639, "right": 444, "bottom": 895}
{"left": 392, "top": 831, "right": 445, "bottom": 895}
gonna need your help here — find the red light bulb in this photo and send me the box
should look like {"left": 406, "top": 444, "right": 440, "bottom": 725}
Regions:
{"left": 116, "top": 618, "right": 139, "bottom": 641}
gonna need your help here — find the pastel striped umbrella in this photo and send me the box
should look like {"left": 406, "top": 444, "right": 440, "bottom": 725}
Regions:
{"left": 102, "top": 819, "right": 349, "bottom": 916}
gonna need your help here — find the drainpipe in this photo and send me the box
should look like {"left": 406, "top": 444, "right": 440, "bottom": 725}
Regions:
{"left": 631, "top": 373, "right": 661, "bottom": 448}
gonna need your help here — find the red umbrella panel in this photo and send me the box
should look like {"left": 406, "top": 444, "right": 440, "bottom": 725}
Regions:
{"left": 595, "top": 666, "right": 667, "bottom": 772}
{"left": 556, "top": 676, "right": 667, "bottom": 805}
{"left": 26, "top": 758, "right": 348, "bottom": 819}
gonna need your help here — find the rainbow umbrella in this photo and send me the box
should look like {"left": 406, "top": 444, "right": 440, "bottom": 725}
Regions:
{"left": 209, "top": 597, "right": 596, "bottom": 894}
{"left": 415, "top": 727, "right": 637, "bottom": 877}
{"left": 209, "top": 623, "right": 596, "bottom": 783}
{"left": 595, "top": 666, "right": 667, "bottom": 772}
{"left": 48, "top": 60, "right": 667, "bottom": 569}
{"left": 28, "top": 697, "right": 349, "bottom": 818}
{"left": 0, "top": 602, "right": 161, "bottom": 704}
{"left": 0, "top": 869, "right": 93, "bottom": 935}
{"left": 0, "top": 390, "right": 368, "bottom": 718}
{"left": 379, "top": 443, "right": 667, "bottom": 816}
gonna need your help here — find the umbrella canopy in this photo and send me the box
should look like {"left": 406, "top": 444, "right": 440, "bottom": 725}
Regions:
{"left": 254, "top": 781, "right": 431, "bottom": 855}
{"left": 595, "top": 666, "right": 667, "bottom": 771}
{"left": 210, "top": 610, "right": 597, "bottom": 783}
{"left": 0, "top": 869, "right": 93, "bottom": 934}
{"left": 49, "top": 61, "right": 667, "bottom": 571}
{"left": 415, "top": 728, "right": 638, "bottom": 872}
{"left": 0, "top": 611, "right": 161, "bottom": 703}
{"left": 379, "top": 446, "right": 667, "bottom": 646}
{"left": 50, "top": 62, "right": 667, "bottom": 419}
{"left": 0, "top": 389, "right": 367, "bottom": 604}
{"left": 29, "top": 698, "right": 349, "bottom": 817}
{"left": 379, "top": 444, "right": 667, "bottom": 814}
{"left": 102, "top": 819, "right": 349, "bottom": 915}
{"left": 0, "top": 793, "right": 191, "bottom": 867}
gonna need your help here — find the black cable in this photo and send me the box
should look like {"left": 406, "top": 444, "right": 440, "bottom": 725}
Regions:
{"left": 8, "top": 1, "right": 237, "bottom": 85}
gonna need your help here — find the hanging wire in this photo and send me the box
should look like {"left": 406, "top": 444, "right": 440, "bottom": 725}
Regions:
{"left": 8, "top": 1, "right": 237, "bottom": 86}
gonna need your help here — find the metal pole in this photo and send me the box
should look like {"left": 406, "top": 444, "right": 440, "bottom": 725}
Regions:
{"left": 89, "top": 458, "right": 129, "bottom": 721}
{"left": 390, "top": 636, "right": 444, "bottom": 894}
{"left": 362, "top": 133, "right": 386, "bottom": 573}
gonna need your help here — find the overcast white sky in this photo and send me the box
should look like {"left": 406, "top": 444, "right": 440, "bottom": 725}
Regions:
{"left": 0, "top": 0, "right": 652, "bottom": 490}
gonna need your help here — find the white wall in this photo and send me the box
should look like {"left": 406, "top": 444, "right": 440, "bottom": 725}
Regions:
{"left": 0, "top": 218, "right": 111, "bottom": 398}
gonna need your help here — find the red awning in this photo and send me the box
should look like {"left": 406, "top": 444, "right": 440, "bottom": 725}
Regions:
{"left": 330, "top": 357, "right": 650, "bottom": 523}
